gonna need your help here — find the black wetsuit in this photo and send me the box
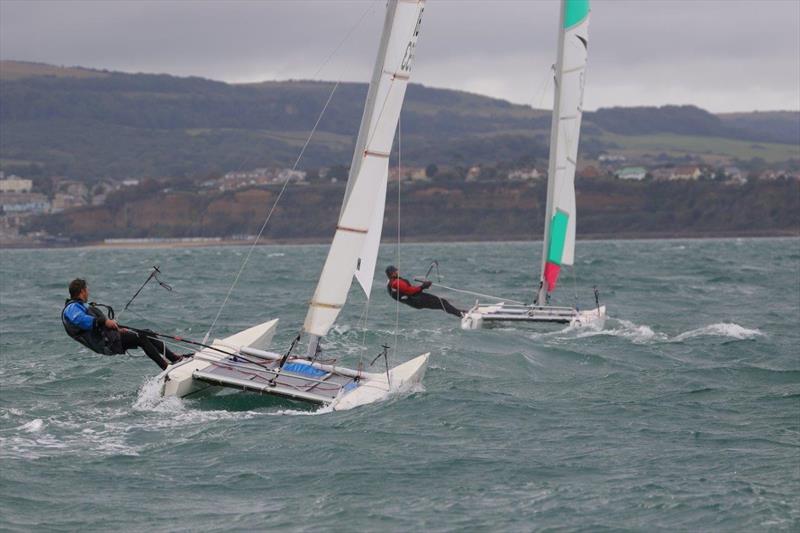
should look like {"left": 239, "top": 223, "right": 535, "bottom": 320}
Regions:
{"left": 119, "top": 330, "right": 181, "bottom": 370}
{"left": 404, "top": 292, "right": 463, "bottom": 317}
{"left": 387, "top": 277, "right": 463, "bottom": 317}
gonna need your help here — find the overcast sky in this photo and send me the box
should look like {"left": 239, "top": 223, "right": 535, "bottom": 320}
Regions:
{"left": 1, "top": 0, "right": 798, "bottom": 112}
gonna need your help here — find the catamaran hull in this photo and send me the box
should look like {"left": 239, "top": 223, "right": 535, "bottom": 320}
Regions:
{"left": 159, "top": 318, "right": 280, "bottom": 398}
{"left": 157, "top": 318, "right": 429, "bottom": 411}
{"left": 461, "top": 303, "right": 606, "bottom": 330}
{"left": 330, "top": 352, "right": 429, "bottom": 411}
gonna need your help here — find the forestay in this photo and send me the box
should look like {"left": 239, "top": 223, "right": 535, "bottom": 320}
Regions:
{"left": 304, "top": 0, "right": 425, "bottom": 338}
{"left": 537, "top": 0, "right": 590, "bottom": 303}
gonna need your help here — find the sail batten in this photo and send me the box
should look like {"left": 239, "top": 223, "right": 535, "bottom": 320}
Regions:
{"left": 304, "top": 0, "right": 425, "bottom": 338}
{"left": 537, "top": 0, "right": 589, "bottom": 303}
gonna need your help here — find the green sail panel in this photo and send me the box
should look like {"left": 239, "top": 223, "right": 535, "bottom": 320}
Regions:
{"left": 547, "top": 210, "right": 570, "bottom": 265}
{"left": 564, "top": 0, "right": 589, "bottom": 29}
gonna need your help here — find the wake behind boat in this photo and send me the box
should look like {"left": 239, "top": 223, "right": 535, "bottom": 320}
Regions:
{"left": 158, "top": 0, "right": 429, "bottom": 410}
{"left": 461, "top": 0, "right": 606, "bottom": 331}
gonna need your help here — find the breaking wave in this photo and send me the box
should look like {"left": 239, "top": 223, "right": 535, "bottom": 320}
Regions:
{"left": 133, "top": 376, "right": 183, "bottom": 413}
{"left": 539, "top": 319, "right": 763, "bottom": 345}
{"left": 672, "top": 323, "right": 763, "bottom": 342}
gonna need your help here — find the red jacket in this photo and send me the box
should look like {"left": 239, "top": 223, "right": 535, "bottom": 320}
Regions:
{"left": 388, "top": 277, "right": 422, "bottom": 296}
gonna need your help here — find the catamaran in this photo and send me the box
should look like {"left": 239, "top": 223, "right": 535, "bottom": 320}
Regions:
{"left": 157, "top": 0, "right": 429, "bottom": 410}
{"left": 461, "top": 0, "right": 606, "bottom": 330}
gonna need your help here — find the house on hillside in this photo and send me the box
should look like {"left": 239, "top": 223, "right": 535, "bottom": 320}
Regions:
{"left": 651, "top": 168, "right": 674, "bottom": 181}
{"left": 723, "top": 166, "right": 744, "bottom": 181}
{"left": 670, "top": 166, "right": 702, "bottom": 180}
{"left": 0, "top": 175, "right": 33, "bottom": 193}
{"left": 465, "top": 165, "right": 482, "bottom": 182}
{"left": 51, "top": 193, "right": 87, "bottom": 212}
{"left": 598, "top": 153, "right": 626, "bottom": 163}
{"left": 758, "top": 169, "right": 785, "bottom": 181}
{"left": 615, "top": 167, "right": 647, "bottom": 181}
{"left": 61, "top": 181, "right": 88, "bottom": 197}
{"left": 0, "top": 192, "right": 50, "bottom": 214}
{"left": 389, "top": 166, "right": 427, "bottom": 182}
{"left": 276, "top": 169, "right": 306, "bottom": 183}
{"left": 508, "top": 167, "right": 541, "bottom": 181}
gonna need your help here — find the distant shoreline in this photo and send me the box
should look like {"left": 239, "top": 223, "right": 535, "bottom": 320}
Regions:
{"left": 3, "top": 229, "right": 798, "bottom": 251}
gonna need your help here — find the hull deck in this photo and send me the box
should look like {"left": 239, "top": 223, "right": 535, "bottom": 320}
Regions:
{"left": 191, "top": 355, "right": 356, "bottom": 405}
{"left": 462, "top": 302, "right": 606, "bottom": 330}
{"left": 157, "top": 319, "right": 430, "bottom": 411}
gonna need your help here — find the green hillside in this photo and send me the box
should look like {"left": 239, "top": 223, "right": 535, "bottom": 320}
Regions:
{"left": 0, "top": 60, "right": 797, "bottom": 180}
{"left": 595, "top": 132, "right": 800, "bottom": 164}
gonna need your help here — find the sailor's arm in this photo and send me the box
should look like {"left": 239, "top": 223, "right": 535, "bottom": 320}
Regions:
{"left": 395, "top": 278, "right": 425, "bottom": 295}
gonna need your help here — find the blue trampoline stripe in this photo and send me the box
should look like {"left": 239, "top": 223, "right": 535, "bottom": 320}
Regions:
{"left": 282, "top": 362, "right": 327, "bottom": 378}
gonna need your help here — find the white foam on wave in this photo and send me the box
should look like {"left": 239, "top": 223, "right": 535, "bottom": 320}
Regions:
{"left": 672, "top": 322, "right": 763, "bottom": 342}
{"left": 1, "top": 419, "right": 72, "bottom": 460}
{"left": 269, "top": 404, "right": 335, "bottom": 416}
{"left": 535, "top": 318, "right": 763, "bottom": 346}
{"left": 573, "top": 319, "right": 666, "bottom": 344}
{"left": 20, "top": 418, "right": 45, "bottom": 433}
{"left": 534, "top": 318, "right": 666, "bottom": 345}
{"left": 133, "top": 376, "right": 184, "bottom": 413}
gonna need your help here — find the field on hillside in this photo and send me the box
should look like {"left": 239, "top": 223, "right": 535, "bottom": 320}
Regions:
{"left": 597, "top": 132, "right": 800, "bottom": 163}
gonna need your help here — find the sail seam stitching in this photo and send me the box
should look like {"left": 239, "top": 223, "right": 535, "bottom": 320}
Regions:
{"left": 364, "top": 149, "right": 391, "bottom": 158}
{"left": 337, "top": 225, "right": 369, "bottom": 234}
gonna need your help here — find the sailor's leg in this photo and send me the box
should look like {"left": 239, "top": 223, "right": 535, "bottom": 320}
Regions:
{"left": 121, "top": 331, "right": 170, "bottom": 370}
{"left": 147, "top": 336, "right": 181, "bottom": 363}
{"left": 401, "top": 295, "right": 426, "bottom": 309}
{"left": 436, "top": 296, "right": 464, "bottom": 317}
{"left": 410, "top": 293, "right": 463, "bottom": 316}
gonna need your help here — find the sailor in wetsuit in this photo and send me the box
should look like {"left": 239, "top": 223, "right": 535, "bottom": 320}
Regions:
{"left": 61, "top": 278, "right": 184, "bottom": 370}
{"left": 385, "top": 265, "right": 464, "bottom": 317}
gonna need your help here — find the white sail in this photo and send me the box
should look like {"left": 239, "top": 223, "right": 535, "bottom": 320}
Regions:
{"left": 354, "top": 168, "right": 388, "bottom": 298}
{"left": 304, "top": 0, "right": 425, "bottom": 338}
{"left": 537, "top": 0, "right": 589, "bottom": 301}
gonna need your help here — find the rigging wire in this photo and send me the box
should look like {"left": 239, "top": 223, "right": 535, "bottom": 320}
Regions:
{"left": 202, "top": 1, "right": 380, "bottom": 344}
{"left": 424, "top": 282, "right": 526, "bottom": 306}
{"left": 203, "top": 81, "right": 340, "bottom": 343}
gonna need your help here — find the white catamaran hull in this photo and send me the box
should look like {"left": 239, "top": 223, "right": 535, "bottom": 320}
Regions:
{"left": 461, "top": 303, "right": 606, "bottom": 330}
{"left": 158, "top": 319, "right": 429, "bottom": 411}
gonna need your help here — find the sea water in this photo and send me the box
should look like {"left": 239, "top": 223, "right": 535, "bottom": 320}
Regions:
{"left": 1, "top": 238, "right": 798, "bottom": 531}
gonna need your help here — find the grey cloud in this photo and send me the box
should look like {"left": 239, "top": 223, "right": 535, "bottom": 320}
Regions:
{"left": 1, "top": 0, "right": 798, "bottom": 112}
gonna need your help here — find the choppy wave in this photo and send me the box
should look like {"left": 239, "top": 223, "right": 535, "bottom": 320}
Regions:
{"left": 20, "top": 419, "right": 44, "bottom": 433}
{"left": 133, "top": 376, "right": 184, "bottom": 413}
{"left": 574, "top": 318, "right": 668, "bottom": 344}
{"left": 532, "top": 319, "right": 764, "bottom": 346}
{"left": 3, "top": 239, "right": 799, "bottom": 531}
{"left": 527, "top": 318, "right": 666, "bottom": 345}
{"left": 1, "top": 416, "right": 136, "bottom": 460}
{"left": 672, "top": 323, "right": 764, "bottom": 342}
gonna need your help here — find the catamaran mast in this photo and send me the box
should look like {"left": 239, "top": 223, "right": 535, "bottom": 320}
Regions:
{"left": 304, "top": 0, "right": 425, "bottom": 355}
{"left": 536, "top": 2, "right": 567, "bottom": 306}
{"left": 536, "top": 0, "right": 589, "bottom": 305}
